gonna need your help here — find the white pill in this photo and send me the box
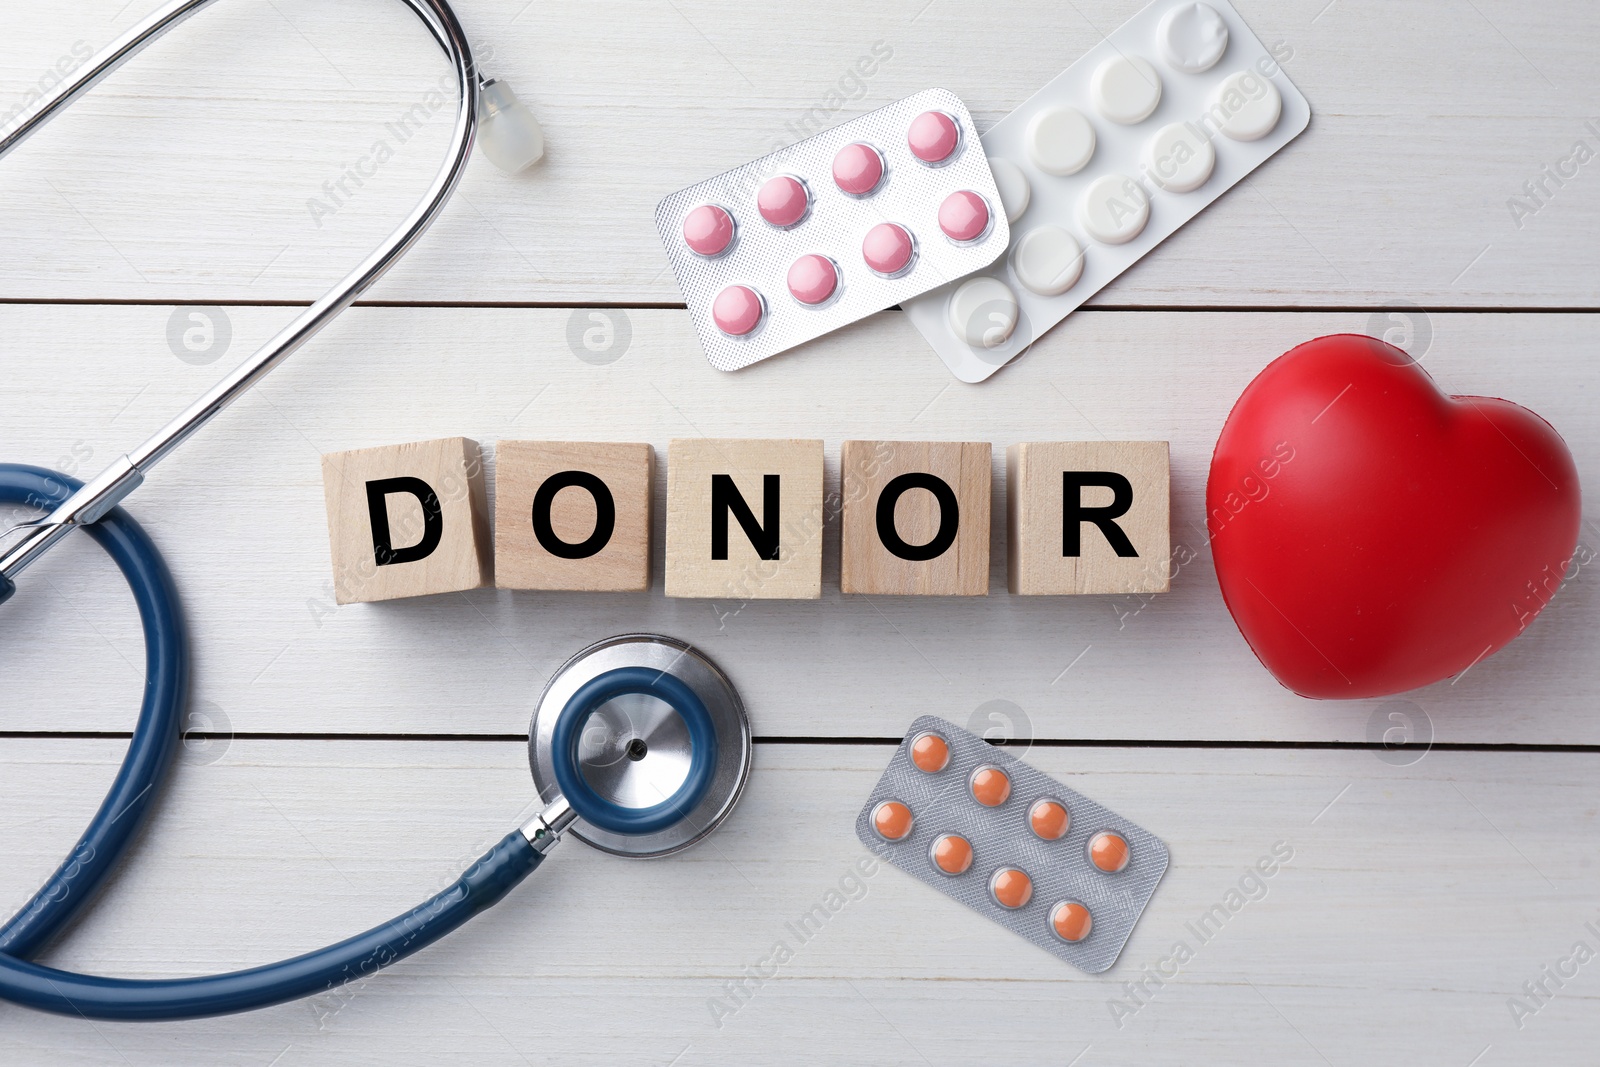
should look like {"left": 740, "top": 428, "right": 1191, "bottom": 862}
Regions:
{"left": 1159, "top": 2, "right": 1229, "bottom": 74}
{"left": 1011, "top": 225, "right": 1084, "bottom": 297}
{"left": 988, "top": 157, "right": 1032, "bottom": 223}
{"left": 948, "top": 276, "right": 1019, "bottom": 348}
{"left": 1079, "top": 174, "right": 1150, "bottom": 244}
{"left": 1143, "top": 121, "right": 1215, "bottom": 193}
{"left": 1208, "top": 70, "right": 1281, "bottom": 141}
{"left": 1026, "top": 106, "right": 1096, "bottom": 176}
{"left": 1091, "top": 55, "right": 1162, "bottom": 125}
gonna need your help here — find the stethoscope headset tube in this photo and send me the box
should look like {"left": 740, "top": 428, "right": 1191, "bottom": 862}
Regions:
{"left": 0, "top": 0, "right": 481, "bottom": 583}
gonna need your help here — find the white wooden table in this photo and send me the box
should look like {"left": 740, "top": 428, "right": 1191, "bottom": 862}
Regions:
{"left": 3, "top": 1, "right": 1598, "bottom": 1062}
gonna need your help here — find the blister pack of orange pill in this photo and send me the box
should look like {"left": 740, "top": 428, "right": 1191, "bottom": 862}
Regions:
{"left": 855, "top": 716, "right": 1168, "bottom": 972}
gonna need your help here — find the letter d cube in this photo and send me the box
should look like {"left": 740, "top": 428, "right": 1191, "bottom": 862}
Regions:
{"left": 321, "top": 437, "right": 492, "bottom": 603}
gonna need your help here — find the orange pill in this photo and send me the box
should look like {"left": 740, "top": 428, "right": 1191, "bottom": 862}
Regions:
{"left": 1051, "top": 901, "right": 1093, "bottom": 943}
{"left": 910, "top": 732, "right": 950, "bottom": 773}
{"left": 1089, "top": 831, "right": 1131, "bottom": 873}
{"left": 989, "top": 867, "right": 1033, "bottom": 910}
{"left": 969, "top": 765, "right": 1011, "bottom": 807}
{"left": 930, "top": 833, "right": 973, "bottom": 876}
{"left": 1029, "top": 798, "right": 1071, "bottom": 841}
{"left": 872, "top": 800, "right": 914, "bottom": 842}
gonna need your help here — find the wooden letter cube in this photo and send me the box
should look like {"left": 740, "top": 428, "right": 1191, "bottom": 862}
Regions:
{"left": 1007, "top": 441, "right": 1171, "bottom": 595}
{"left": 321, "top": 437, "right": 492, "bottom": 604}
{"left": 840, "top": 441, "right": 991, "bottom": 596}
{"left": 665, "top": 439, "right": 824, "bottom": 600}
{"left": 494, "top": 442, "right": 653, "bottom": 592}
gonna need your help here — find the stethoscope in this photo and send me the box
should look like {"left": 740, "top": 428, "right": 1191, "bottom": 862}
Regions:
{"left": 0, "top": 0, "right": 753, "bottom": 1022}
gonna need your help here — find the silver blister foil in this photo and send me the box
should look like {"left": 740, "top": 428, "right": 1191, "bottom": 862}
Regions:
{"left": 856, "top": 716, "right": 1169, "bottom": 973}
{"left": 656, "top": 89, "right": 1009, "bottom": 372}
{"left": 903, "top": 0, "right": 1313, "bottom": 382}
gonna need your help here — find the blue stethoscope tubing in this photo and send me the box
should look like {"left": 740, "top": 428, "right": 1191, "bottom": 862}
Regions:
{"left": 0, "top": 465, "right": 189, "bottom": 959}
{"left": 0, "top": 468, "right": 723, "bottom": 1022}
{"left": 0, "top": 0, "right": 553, "bottom": 1022}
{"left": 0, "top": 464, "right": 543, "bottom": 1021}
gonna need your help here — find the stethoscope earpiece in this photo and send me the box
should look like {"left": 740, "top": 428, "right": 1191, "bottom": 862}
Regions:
{"left": 477, "top": 78, "right": 545, "bottom": 173}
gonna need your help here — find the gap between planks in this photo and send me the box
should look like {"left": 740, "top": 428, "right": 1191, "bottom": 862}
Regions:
{"left": 2, "top": 299, "right": 1600, "bottom": 313}
{"left": 2, "top": 731, "right": 1598, "bottom": 754}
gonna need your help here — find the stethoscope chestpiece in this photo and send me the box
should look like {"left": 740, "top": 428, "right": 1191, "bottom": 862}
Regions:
{"left": 529, "top": 634, "right": 752, "bottom": 859}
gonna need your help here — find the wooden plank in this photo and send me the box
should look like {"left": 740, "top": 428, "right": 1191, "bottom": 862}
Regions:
{"left": 1, "top": 1, "right": 1598, "bottom": 307}
{"left": 0, "top": 738, "right": 1596, "bottom": 1062}
{"left": 1, "top": 305, "right": 1595, "bottom": 741}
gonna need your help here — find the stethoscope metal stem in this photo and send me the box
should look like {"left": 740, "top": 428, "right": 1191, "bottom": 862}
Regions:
{"left": 0, "top": 0, "right": 481, "bottom": 584}
{"left": 521, "top": 795, "right": 581, "bottom": 854}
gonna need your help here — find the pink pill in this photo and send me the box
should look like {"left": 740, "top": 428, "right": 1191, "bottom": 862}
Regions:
{"left": 908, "top": 111, "right": 960, "bottom": 164}
{"left": 682, "top": 204, "right": 734, "bottom": 257}
{"left": 938, "top": 190, "right": 991, "bottom": 243}
{"left": 833, "top": 142, "right": 885, "bottom": 196}
{"left": 862, "top": 223, "right": 915, "bottom": 276}
{"left": 787, "top": 254, "right": 839, "bottom": 306}
{"left": 711, "top": 285, "right": 764, "bottom": 336}
{"left": 758, "top": 175, "right": 810, "bottom": 228}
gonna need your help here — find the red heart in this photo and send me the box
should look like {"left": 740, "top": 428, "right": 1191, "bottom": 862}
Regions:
{"left": 1207, "top": 334, "right": 1582, "bottom": 699}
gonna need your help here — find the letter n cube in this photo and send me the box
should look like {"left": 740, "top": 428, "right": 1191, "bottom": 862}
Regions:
{"left": 665, "top": 439, "right": 824, "bottom": 599}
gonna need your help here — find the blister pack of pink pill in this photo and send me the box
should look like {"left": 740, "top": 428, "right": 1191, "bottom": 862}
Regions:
{"left": 655, "top": 88, "right": 1010, "bottom": 372}
{"left": 857, "top": 716, "right": 1169, "bottom": 973}
{"left": 903, "top": 0, "right": 1311, "bottom": 381}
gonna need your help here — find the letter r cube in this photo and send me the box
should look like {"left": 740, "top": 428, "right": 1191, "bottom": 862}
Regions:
{"left": 1007, "top": 442, "right": 1170, "bottom": 595}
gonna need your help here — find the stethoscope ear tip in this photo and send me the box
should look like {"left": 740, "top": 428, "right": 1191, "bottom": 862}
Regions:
{"left": 477, "top": 78, "right": 545, "bottom": 174}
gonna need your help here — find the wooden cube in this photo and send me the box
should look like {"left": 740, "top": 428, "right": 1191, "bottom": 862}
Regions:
{"left": 665, "top": 439, "right": 824, "bottom": 599}
{"left": 321, "top": 437, "right": 492, "bottom": 604}
{"left": 494, "top": 441, "right": 653, "bottom": 592}
{"left": 1007, "top": 441, "right": 1170, "bottom": 595}
{"left": 840, "top": 441, "right": 991, "bottom": 596}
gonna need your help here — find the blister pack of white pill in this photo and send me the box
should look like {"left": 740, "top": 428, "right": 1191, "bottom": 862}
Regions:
{"left": 903, "top": 0, "right": 1310, "bottom": 382}
{"left": 856, "top": 716, "right": 1169, "bottom": 973}
{"left": 655, "top": 89, "right": 1010, "bottom": 372}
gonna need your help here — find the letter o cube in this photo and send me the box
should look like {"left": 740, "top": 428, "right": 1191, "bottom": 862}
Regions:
{"left": 494, "top": 441, "right": 653, "bottom": 592}
{"left": 840, "top": 440, "right": 991, "bottom": 596}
